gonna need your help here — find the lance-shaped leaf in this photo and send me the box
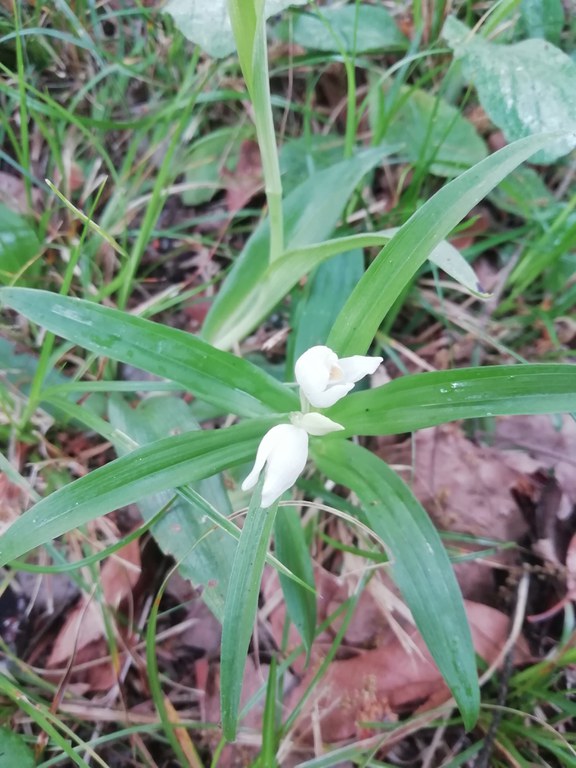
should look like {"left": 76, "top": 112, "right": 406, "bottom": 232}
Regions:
{"left": 109, "top": 396, "right": 237, "bottom": 621}
{"left": 327, "top": 364, "right": 576, "bottom": 436}
{"left": 313, "top": 439, "right": 479, "bottom": 730}
{"left": 0, "top": 288, "right": 297, "bottom": 417}
{"left": 221, "top": 487, "right": 278, "bottom": 741}
{"left": 327, "top": 133, "right": 570, "bottom": 357}
{"left": 0, "top": 419, "right": 275, "bottom": 567}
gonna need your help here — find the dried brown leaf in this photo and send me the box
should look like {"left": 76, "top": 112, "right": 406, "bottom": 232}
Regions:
{"left": 495, "top": 415, "right": 576, "bottom": 503}
{"left": 565, "top": 533, "right": 576, "bottom": 600}
{"left": 286, "top": 601, "right": 529, "bottom": 745}
{"left": 381, "top": 424, "right": 535, "bottom": 601}
{"left": 0, "top": 474, "right": 29, "bottom": 533}
{"left": 221, "top": 139, "right": 263, "bottom": 213}
{"left": 47, "top": 540, "right": 141, "bottom": 667}
{"left": 0, "top": 172, "right": 42, "bottom": 215}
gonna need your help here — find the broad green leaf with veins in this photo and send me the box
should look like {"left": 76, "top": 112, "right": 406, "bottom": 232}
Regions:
{"left": 165, "top": 0, "right": 307, "bottom": 58}
{"left": 443, "top": 16, "right": 576, "bottom": 164}
{"left": 289, "top": 4, "right": 408, "bottom": 53}
{"left": 383, "top": 87, "right": 487, "bottom": 178}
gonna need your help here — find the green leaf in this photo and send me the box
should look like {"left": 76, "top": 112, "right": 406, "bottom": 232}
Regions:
{"left": 520, "top": 0, "right": 565, "bottom": 45}
{"left": 274, "top": 507, "right": 316, "bottom": 655}
{"left": 260, "top": 657, "right": 279, "bottom": 764}
{"left": 427, "top": 239, "right": 490, "bottom": 296}
{"left": 0, "top": 677, "right": 91, "bottom": 768}
{"left": 443, "top": 16, "right": 576, "bottom": 163}
{"left": 279, "top": 134, "right": 345, "bottom": 196}
{"left": 221, "top": 489, "right": 278, "bottom": 741}
{"left": 289, "top": 4, "right": 407, "bottom": 53}
{"left": 0, "top": 288, "right": 297, "bottom": 417}
{"left": 252, "top": 225, "right": 485, "bottom": 356}
{"left": 0, "top": 419, "right": 274, "bottom": 567}
{"left": 327, "top": 364, "right": 576, "bottom": 436}
{"left": 313, "top": 439, "right": 479, "bottom": 730}
{"left": 290, "top": 249, "right": 365, "bottom": 367}
{"left": 327, "top": 133, "right": 565, "bottom": 356}
{"left": 490, "top": 166, "right": 558, "bottom": 221}
{"left": 384, "top": 87, "right": 487, "bottom": 177}
{"left": 109, "top": 396, "right": 236, "bottom": 621}
{"left": 182, "top": 127, "right": 249, "bottom": 206}
{"left": 202, "top": 145, "right": 398, "bottom": 349}
{"left": 0, "top": 203, "right": 40, "bottom": 285}
{"left": 0, "top": 336, "right": 68, "bottom": 392}
{"left": 165, "top": 0, "right": 306, "bottom": 58}
{"left": 0, "top": 727, "right": 34, "bottom": 768}
{"left": 380, "top": 228, "right": 489, "bottom": 297}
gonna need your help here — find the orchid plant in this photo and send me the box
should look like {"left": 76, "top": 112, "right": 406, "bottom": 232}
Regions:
{"left": 1, "top": 0, "right": 575, "bottom": 756}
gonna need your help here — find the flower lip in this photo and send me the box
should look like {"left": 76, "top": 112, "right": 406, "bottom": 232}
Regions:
{"left": 295, "top": 345, "right": 383, "bottom": 408}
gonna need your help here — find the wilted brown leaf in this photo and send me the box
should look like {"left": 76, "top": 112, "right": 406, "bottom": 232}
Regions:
{"left": 380, "top": 424, "right": 536, "bottom": 601}
{"left": 495, "top": 415, "right": 576, "bottom": 504}
{"left": 565, "top": 533, "right": 576, "bottom": 600}
{"left": 286, "top": 601, "right": 529, "bottom": 745}
{"left": 0, "top": 171, "right": 42, "bottom": 215}
{"left": 47, "top": 539, "right": 141, "bottom": 667}
{"left": 263, "top": 563, "right": 400, "bottom": 678}
{"left": 408, "top": 424, "right": 535, "bottom": 538}
{"left": 221, "top": 139, "right": 263, "bottom": 213}
{"left": 0, "top": 474, "right": 28, "bottom": 533}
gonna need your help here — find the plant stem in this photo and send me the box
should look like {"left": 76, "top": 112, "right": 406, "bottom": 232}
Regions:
{"left": 13, "top": 0, "right": 32, "bottom": 208}
{"left": 251, "top": 19, "right": 284, "bottom": 260}
{"left": 229, "top": 0, "right": 284, "bottom": 261}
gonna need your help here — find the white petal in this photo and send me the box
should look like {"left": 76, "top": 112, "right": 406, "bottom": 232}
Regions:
{"left": 261, "top": 425, "right": 308, "bottom": 507}
{"left": 294, "top": 346, "right": 337, "bottom": 405}
{"left": 338, "top": 354, "right": 383, "bottom": 384}
{"left": 295, "top": 345, "right": 382, "bottom": 408}
{"left": 241, "top": 424, "right": 309, "bottom": 508}
{"left": 305, "top": 382, "right": 354, "bottom": 408}
{"left": 241, "top": 425, "right": 285, "bottom": 492}
{"left": 291, "top": 411, "right": 345, "bottom": 436}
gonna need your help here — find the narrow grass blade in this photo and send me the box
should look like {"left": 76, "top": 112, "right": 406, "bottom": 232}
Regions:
{"left": 221, "top": 487, "right": 278, "bottom": 741}
{"left": 0, "top": 288, "right": 297, "bottom": 417}
{"left": 327, "top": 133, "right": 568, "bottom": 355}
{"left": 145, "top": 567, "right": 196, "bottom": 768}
{"left": 328, "top": 364, "right": 576, "bottom": 436}
{"left": 0, "top": 419, "right": 275, "bottom": 567}
{"left": 274, "top": 507, "right": 316, "bottom": 656}
{"left": 260, "top": 656, "right": 279, "bottom": 766}
{"left": 313, "top": 439, "right": 479, "bottom": 729}
{"left": 0, "top": 676, "right": 93, "bottom": 768}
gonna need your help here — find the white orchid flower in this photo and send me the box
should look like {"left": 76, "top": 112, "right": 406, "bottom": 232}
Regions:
{"left": 295, "top": 345, "right": 383, "bottom": 408}
{"left": 242, "top": 414, "right": 343, "bottom": 508}
{"left": 242, "top": 344, "right": 381, "bottom": 507}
